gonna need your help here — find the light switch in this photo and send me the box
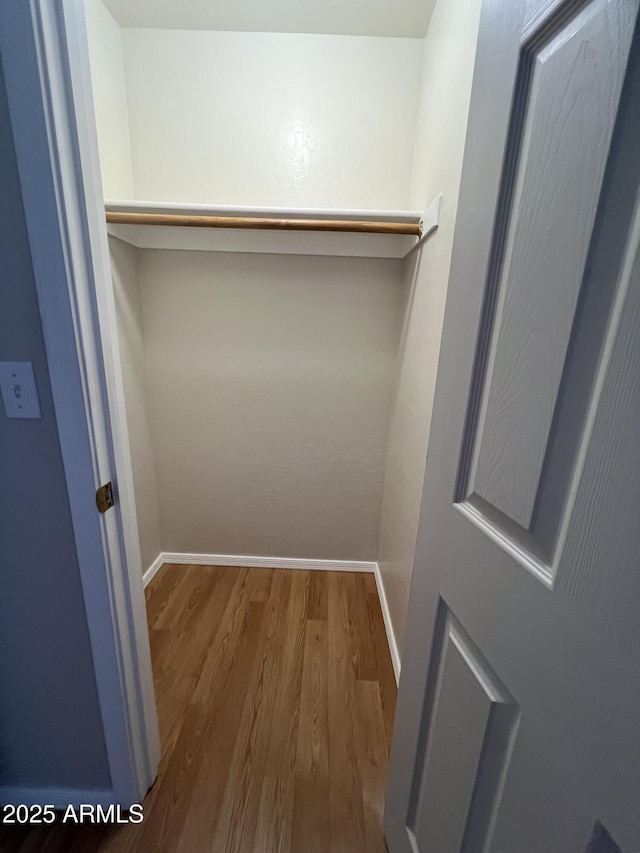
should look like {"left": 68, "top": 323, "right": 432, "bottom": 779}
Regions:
{"left": 0, "top": 361, "right": 42, "bottom": 419}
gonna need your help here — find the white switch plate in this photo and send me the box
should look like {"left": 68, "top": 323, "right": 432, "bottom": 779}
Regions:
{"left": 0, "top": 361, "right": 42, "bottom": 419}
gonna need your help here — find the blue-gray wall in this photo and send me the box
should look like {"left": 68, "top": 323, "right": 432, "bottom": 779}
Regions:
{"left": 0, "top": 60, "right": 110, "bottom": 791}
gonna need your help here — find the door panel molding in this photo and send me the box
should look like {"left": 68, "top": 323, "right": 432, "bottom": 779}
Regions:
{"left": 460, "top": 0, "right": 634, "bottom": 532}
{"left": 408, "top": 608, "right": 520, "bottom": 853}
{"left": 455, "top": 0, "right": 636, "bottom": 587}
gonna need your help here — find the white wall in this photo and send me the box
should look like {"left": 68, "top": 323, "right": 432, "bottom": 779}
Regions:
{"left": 0, "top": 63, "right": 110, "bottom": 791}
{"left": 122, "top": 29, "right": 423, "bottom": 208}
{"left": 139, "top": 250, "right": 404, "bottom": 560}
{"left": 85, "top": 0, "right": 134, "bottom": 198}
{"left": 109, "top": 237, "right": 162, "bottom": 574}
{"left": 377, "top": 0, "right": 483, "bottom": 657}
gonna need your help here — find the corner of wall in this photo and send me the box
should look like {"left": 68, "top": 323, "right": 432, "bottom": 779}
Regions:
{"left": 376, "top": 0, "right": 483, "bottom": 668}
{"left": 108, "top": 237, "right": 163, "bottom": 575}
{"left": 118, "top": 23, "right": 136, "bottom": 200}
{"left": 84, "top": 0, "right": 135, "bottom": 198}
{"left": 407, "top": 33, "right": 429, "bottom": 211}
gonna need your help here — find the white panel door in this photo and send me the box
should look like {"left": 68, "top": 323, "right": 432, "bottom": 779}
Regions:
{"left": 385, "top": 0, "right": 640, "bottom": 851}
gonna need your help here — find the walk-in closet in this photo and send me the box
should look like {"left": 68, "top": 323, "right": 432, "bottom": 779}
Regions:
{"left": 80, "top": 0, "right": 481, "bottom": 846}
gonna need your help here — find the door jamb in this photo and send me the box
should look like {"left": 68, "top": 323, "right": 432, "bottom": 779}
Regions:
{"left": 0, "top": 0, "right": 159, "bottom": 805}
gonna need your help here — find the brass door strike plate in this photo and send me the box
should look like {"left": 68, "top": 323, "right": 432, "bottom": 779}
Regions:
{"left": 96, "top": 481, "right": 115, "bottom": 513}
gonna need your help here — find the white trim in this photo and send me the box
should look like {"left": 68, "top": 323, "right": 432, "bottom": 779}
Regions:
{"left": 106, "top": 223, "right": 417, "bottom": 260}
{"left": 159, "top": 551, "right": 377, "bottom": 573}
{"left": 0, "top": 0, "right": 158, "bottom": 804}
{"left": 374, "top": 563, "right": 401, "bottom": 684}
{"left": 105, "top": 199, "right": 422, "bottom": 224}
{"left": 0, "top": 787, "right": 115, "bottom": 809}
{"left": 143, "top": 553, "right": 166, "bottom": 588}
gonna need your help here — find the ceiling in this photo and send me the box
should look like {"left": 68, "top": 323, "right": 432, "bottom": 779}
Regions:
{"left": 101, "top": 0, "right": 435, "bottom": 38}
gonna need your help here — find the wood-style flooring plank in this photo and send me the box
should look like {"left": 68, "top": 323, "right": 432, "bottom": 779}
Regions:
{"left": 170, "top": 586, "right": 272, "bottom": 853}
{"left": 363, "top": 572, "right": 378, "bottom": 596}
{"left": 327, "top": 572, "right": 368, "bottom": 852}
{"left": 291, "top": 775, "right": 329, "bottom": 853}
{"left": 306, "top": 570, "right": 328, "bottom": 620}
{"left": 263, "top": 570, "right": 308, "bottom": 777}
{"left": 171, "top": 603, "right": 268, "bottom": 853}
{"left": 151, "top": 564, "right": 243, "bottom": 753}
{"left": 352, "top": 573, "right": 379, "bottom": 682}
{"left": 354, "top": 680, "right": 390, "bottom": 853}
{"left": 211, "top": 570, "right": 292, "bottom": 853}
{"left": 0, "top": 566, "right": 396, "bottom": 853}
{"left": 296, "top": 619, "right": 328, "bottom": 778}
{"left": 151, "top": 565, "right": 202, "bottom": 631}
{"left": 253, "top": 777, "right": 293, "bottom": 853}
{"left": 145, "top": 564, "right": 185, "bottom": 628}
{"left": 366, "top": 590, "right": 397, "bottom": 753}
{"left": 248, "top": 567, "right": 273, "bottom": 603}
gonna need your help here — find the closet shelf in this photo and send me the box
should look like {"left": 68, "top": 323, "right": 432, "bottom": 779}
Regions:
{"left": 104, "top": 201, "right": 425, "bottom": 259}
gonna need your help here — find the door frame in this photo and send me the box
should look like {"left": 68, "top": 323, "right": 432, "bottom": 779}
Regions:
{"left": 0, "top": 0, "right": 159, "bottom": 805}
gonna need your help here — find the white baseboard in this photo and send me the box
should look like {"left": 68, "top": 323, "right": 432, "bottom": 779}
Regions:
{"left": 152, "top": 552, "right": 376, "bottom": 578}
{"left": 142, "top": 552, "right": 165, "bottom": 588}
{"left": 142, "top": 551, "right": 399, "bottom": 683}
{"left": 374, "top": 563, "right": 401, "bottom": 684}
{"left": 0, "top": 786, "right": 115, "bottom": 808}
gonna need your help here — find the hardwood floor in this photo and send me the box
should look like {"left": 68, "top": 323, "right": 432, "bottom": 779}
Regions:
{"left": 0, "top": 565, "right": 397, "bottom": 852}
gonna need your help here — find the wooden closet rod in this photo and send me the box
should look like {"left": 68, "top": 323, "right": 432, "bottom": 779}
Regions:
{"left": 105, "top": 211, "right": 423, "bottom": 237}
